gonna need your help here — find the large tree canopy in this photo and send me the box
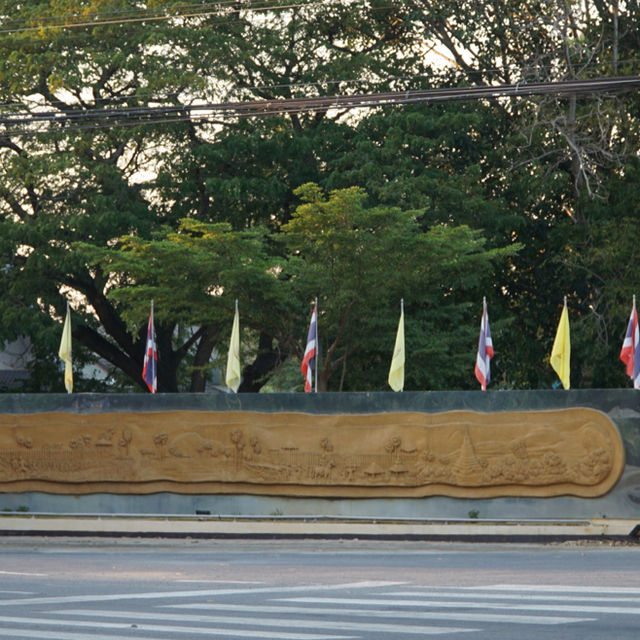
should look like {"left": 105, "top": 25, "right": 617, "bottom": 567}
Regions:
{"left": 0, "top": 0, "right": 639, "bottom": 392}
{"left": 280, "top": 184, "right": 519, "bottom": 391}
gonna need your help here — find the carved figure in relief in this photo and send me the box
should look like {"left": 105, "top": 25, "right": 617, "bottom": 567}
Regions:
{"left": 164, "top": 432, "right": 224, "bottom": 459}
{"left": 250, "top": 437, "right": 262, "bottom": 455}
{"left": 343, "top": 463, "right": 359, "bottom": 480}
{"left": 10, "top": 455, "right": 31, "bottom": 475}
{"left": 94, "top": 429, "right": 114, "bottom": 447}
{"left": 312, "top": 460, "right": 335, "bottom": 479}
{"left": 320, "top": 437, "right": 334, "bottom": 453}
{"left": 118, "top": 429, "right": 133, "bottom": 456}
{"left": 310, "top": 437, "right": 336, "bottom": 480}
{"left": 69, "top": 434, "right": 92, "bottom": 449}
{"left": 364, "top": 462, "right": 385, "bottom": 477}
{"left": 16, "top": 436, "right": 33, "bottom": 449}
{"left": 153, "top": 433, "right": 168, "bottom": 459}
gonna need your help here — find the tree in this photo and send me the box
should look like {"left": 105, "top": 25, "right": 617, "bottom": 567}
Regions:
{"left": 401, "top": 1, "right": 640, "bottom": 388}
{"left": 0, "top": 0, "right": 428, "bottom": 391}
{"left": 77, "top": 219, "right": 288, "bottom": 392}
{"left": 280, "top": 184, "right": 519, "bottom": 391}
{"left": 1, "top": 0, "right": 639, "bottom": 391}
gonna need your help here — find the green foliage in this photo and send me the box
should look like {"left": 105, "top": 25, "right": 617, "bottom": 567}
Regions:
{"left": 280, "top": 184, "right": 519, "bottom": 390}
{"left": 75, "top": 218, "right": 289, "bottom": 391}
{"left": 1, "top": 0, "right": 640, "bottom": 392}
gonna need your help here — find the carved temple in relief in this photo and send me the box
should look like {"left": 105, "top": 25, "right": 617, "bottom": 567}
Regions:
{"left": 0, "top": 408, "right": 625, "bottom": 498}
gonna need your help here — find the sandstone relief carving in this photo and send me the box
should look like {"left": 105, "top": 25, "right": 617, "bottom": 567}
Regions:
{"left": 0, "top": 408, "right": 625, "bottom": 497}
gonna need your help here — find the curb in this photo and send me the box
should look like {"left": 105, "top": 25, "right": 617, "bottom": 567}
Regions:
{"left": 1, "top": 514, "right": 639, "bottom": 542}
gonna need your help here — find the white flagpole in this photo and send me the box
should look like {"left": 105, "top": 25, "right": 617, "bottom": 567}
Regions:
{"left": 400, "top": 298, "right": 404, "bottom": 393}
{"left": 388, "top": 298, "right": 405, "bottom": 392}
{"left": 314, "top": 297, "right": 318, "bottom": 393}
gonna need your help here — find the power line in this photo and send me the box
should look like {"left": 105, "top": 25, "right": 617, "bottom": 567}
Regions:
{"left": 0, "top": 0, "right": 370, "bottom": 34}
{"left": 1, "top": 75, "right": 638, "bottom": 137}
{"left": 1, "top": 57, "right": 639, "bottom": 112}
{"left": 2, "top": 1, "right": 231, "bottom": 25}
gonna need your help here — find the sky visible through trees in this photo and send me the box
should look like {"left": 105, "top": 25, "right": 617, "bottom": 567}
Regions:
{"left": 0, "top": 0, "right": 639, "bottom": 392}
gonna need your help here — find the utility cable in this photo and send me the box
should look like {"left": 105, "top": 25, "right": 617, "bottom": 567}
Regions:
{"left": 1, "top": 75, "right": 638, "bottom": 137}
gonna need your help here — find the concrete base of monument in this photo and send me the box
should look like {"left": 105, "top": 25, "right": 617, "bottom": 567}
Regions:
{"left": 2, "top": 464, "right": 640, "bottom": 523}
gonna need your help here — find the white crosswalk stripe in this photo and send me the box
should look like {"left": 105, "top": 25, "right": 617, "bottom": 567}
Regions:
{"left": 0, "top": 614, "right": 355, "bottom": 640}
{"left": 383, "top": 590, "right": 640, "bottom": 603}
{"left": 4, "top": 582, "right": 640, "bottom": 639}
{"left": 280, "top": 595, "right": 640, "bottom": 616}
{"left": 0, "top": 581, "right": 403, "bottom": 607}
{"left": 170, "top": 601, "right": 593, "bottom": 625}
{"left": 0, "top": 629, "right": 159, "bottom": 640}
{"left": 60, "top": 609, "right": 475, "bottom": 635}
{"left": 471, "top": 584, "right": 640, "bottom": 594}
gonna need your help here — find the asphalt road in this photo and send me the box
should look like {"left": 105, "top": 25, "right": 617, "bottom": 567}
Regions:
{"left": 0, "top": 537, "right": 639, "bottom": 639}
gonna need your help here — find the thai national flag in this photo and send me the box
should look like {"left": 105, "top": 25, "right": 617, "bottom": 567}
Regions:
{"left": 142, "top": 302, "right": 158, "bottom": 393}
{"left": 474, "top": 297, "right": 494, "bottom": 391}
{"left": 620, "top": 296, "right": 640, "bottom": 389}
{"left": 301, "top": 305, "right": 317, "bottom": 392}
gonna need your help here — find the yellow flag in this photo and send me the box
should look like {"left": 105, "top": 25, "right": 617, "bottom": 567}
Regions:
{"left": 388, "top": 304, "right": 405, "bottom": 392}
{"left": 550, "top": 299, "right": 570, "bottom": 390}
{"left": 225, "top": 301, "right": 241, "bottom": 393}
{"left": 58, "top": 303, "right": 73, "bottom": 394}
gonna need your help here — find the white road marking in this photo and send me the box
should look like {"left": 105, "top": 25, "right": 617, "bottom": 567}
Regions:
{"left": 466, "top": 584, "right": 640, "bottom": 594}
{"left": 0, "top": 615, "right": 354, "bottom": 639}
{"left": 384, "top": 590, "right": 640, "bottom": 604}
{"left": 0, "top": 581, "right": 404, "bottom": 607}
{"left": 176, "top": 580, "right": 264, "bottom": 584}
{"left": 58, "top": 609, "right": 475, "bottom": 636}
{"left": 0, "top": 629, "right": 163, "bottom": 640}
{"left": 279, "top": 596, "right": 640, "bottom": 616}
{"left": 168, "top": 601, "right": 593, "bottom": 625}
{"left": 0, "top": 570, "right": 47, "bottom": 577}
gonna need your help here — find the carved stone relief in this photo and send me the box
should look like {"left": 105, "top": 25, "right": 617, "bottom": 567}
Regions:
{"left": 0, "top": 408, "right": 625, "bottom": 497}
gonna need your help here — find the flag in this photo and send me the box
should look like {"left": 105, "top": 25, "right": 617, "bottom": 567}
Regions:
{"left": 225, "top": 300, "right": 241, "bottom": 393}
{"left": 58, "top": 302, "right": 73, "bottom": 394}
{"left": 301, "top": 304, "right": 317, "bottom": 392}
{"left": 474, "top": 297, "right": 494, "bottom": 391}
{"left": 620, "top": 295, "right": 640, "bottom": 389}
{"left": 388, "top": 300, "right": 405, "bottom": 392}
{"left": 142, "top": 301, "right": 157, "bottom": 393}
{"left": 550, "top": 297, "right": 570, "bottom": 390}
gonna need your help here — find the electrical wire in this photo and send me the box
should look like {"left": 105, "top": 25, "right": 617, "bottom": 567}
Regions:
{"left": 2, "top": 1, "right": 235, "bottom": 25}
{"left": 1, "top": 55, "right": 639, "bottom": 112}
{"left": 0, "top": 0, "right": 373, "bottom": 34}
{"left": 1, "top": 0, "right": 635, "bottom": 116}
{"left": 1, "top": 75, "right": 638, "bottom": 137}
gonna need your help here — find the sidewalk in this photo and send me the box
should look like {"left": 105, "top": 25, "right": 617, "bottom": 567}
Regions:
{"left": 1, "top": 513, "right": 639, "bottom": 542}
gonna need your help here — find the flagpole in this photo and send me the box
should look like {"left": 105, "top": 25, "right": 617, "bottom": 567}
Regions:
{"left": 550, "top": 295, "right": 570, "bottom": 390}
{"left": 400, "top": 298, "right": 404, "bottom": 393}
{"left": 66, "top": 300, "right": 72, "bottom": 394}
{"left": 314, "top": 297, "right": 318, "bottom": 393}
{"left": 388, "top": 298, "right": 405, "bottom": 392}
{"left": 300, "top": 300, "right": 317, "bottom": 393}
{"left": 225, "top": 299, "right": 241, "bottom": 393}
{"left": 152, "top": 299, "right": 156, "bottom": 394}
{"left": 142, "top": 299, "right": 158, "bottom": 393}
{"left": 150, "top": 299, "right": 155, "bottom": 394}
{"left": 58, "top": 300, "right": 73, "bottom": 394}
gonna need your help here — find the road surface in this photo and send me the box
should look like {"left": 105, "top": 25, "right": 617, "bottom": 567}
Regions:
{"left": 0, "top": 537, "right": 639, "bottom": 639}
